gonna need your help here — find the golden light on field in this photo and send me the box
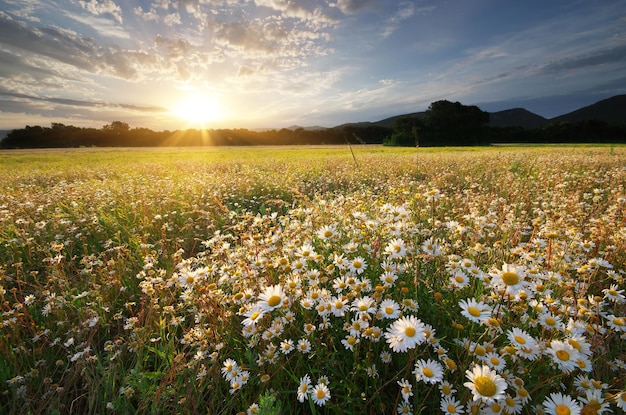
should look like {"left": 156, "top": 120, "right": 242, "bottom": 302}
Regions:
{"left": 170, "top": 93, "right": 226, "bottom": 128}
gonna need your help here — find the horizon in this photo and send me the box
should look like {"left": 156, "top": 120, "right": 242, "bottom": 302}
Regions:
{"left": 1, "top": 1, "right": 626, "bottom": 131}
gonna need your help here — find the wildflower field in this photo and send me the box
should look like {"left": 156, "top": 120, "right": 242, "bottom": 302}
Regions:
{"left": 1, "top": 145, "right": 625, "bottom": 415}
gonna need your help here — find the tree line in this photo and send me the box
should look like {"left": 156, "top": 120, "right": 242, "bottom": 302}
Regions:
{"left": 0, "top": 121, "right": 389, "bottom": 149}
{"left": 384, "top": 100, "right": 626, "bottom": 146}
{"left": 2, "top": 101, "right": 625, "bottom": 149}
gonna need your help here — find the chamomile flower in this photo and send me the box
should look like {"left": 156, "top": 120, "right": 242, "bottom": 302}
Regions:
{"left": 297, "top": 338, "right": 311, "bottom": 353}
{"left": 258, "top": 284, "right": 286, "bottom": 312}
{"left": 602, "top": 284, "right": 625, "bottom": 303}
{"left": 379, "top": 298, "right": 401, "bottom": 319}
{"left": 397, "top": 401, "right": 413, "bottom": 414}
{"left": 385, "top": 238, "right": 407, "bottom": 259}
{"left": 493, "top": 263, "right": 527, "bottom": 296}
{"left": 459, "top": 298, "right": 492, "bottom": 323}
{"left": 547, "top": 340, "right": 581, "bottom": 373}
{"left": 440, "top": 396, "right": 464, "bottom": 414}
{"left": 542, "top": 392, "right": 581, "bottom": 415}
{"left": 385, "top": 315, "right": 427, "bottom": 353}
{"left": 349, "top": 256, "right": 367, "bottom": 274}
{"left": 413, "top": 359, "right": 444, "bottom": 384}
{"left": 397, "top": 378, "right": 413, "bottom": 401}
{"left": 463, "top": 365, "right": 507, "bottom": 404}
{"left": 297, "top": 374, "right": 311, "bottom": 403}
{"left": 615, "top": 391, "right": 626, "bottom": 411}
{"left": 507, "top": 327, "right": 539, "bottom": 360}
{"left": 311, "top": 382, "right": 331, "bottom": 406}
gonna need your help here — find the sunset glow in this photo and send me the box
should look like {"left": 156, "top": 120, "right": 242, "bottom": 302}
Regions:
{"left": 170, "top": 94, "right": 226, "bottom": 128}
{"left": 1, "top": 1, "right": 625, "bottom": 131}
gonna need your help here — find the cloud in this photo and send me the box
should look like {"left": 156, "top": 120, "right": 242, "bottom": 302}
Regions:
{"left": 0, "top": 89, "right": 167, "bottom": 113}
{"left": 537, "top": 44, "right": 626, "bottom": 75}
{"left": 78, "top": 0, "right": 123, "bottom": 24}
{"left": 335, "top": 0, "right": 380, "bottom": 14}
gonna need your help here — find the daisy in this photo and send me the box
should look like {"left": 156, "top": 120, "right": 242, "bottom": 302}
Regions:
{"left": 615, "top": 391, "right": 626, "bottom": 411}
{"left": 397, "top": 378, "right": 413, "bottom": 402}
{"left": 459, "top": 298, "right": 492, "bottom": 323}
{"left": 384, "top": 315, "right": 427, "bottom": 353}
{"left": 493, "top": 263, "right": 527, "bottom": 296}
{"left": 543, "top": 392, "right": 581, "bottom": 415}
{"left": 538, "top": 311, "right": 563, "bottom": 330}
{"left": 384, "top": 238, "right": 407, "bottom": 259}
{"left": 297, "top": 374, "right": 311, "bottom": 403}
{"left": 311, "top": 382, "right": 331, "bottom": 406}
{"left": 242, "top": 305, "right": 266, "bottom": 327}
{"left": 297, "top": 338, "right": 311, "bottom": 353}
{"left": 449, "top": 270, "right": 470, "bottom": 288}
{"left": 506, "top": 327, "right": 539, "bottom": 360}
{"left": 502, "top": 395, "right": 523, "bottom": 415}
{"left": 329, "top": 296, "right": 348, "bottom": 317}
{"left": 547, "top": 340, "right": 581, "bottom": 373}
{"left": 348, "top": 256, "right": 367, "bottom": 274}
{"left": 483, "top": 351, "right": 506, "bottom": 371}
{"left": 279, "top": 339, "right": 294, "bottom": 355}
{"left": 602, "top": 284, "right": 625, "bottom": 303}
{"left": 397, "top": 401, "right": 413, "bottom": 414}
{"left": 317, "top": 224, "right": 338, "bottom": 241}
{"left": 379, "top": 298, "right": 401, "bottom": 319}
{"left": 341, "top": 335, "right": 359, "bottom": 351}
{"left": 439, "top": 381, "right": 457, "bottom": 396}
{"left": 605, "top": 314, "right": 626, "bottom": 332}
{"left": 579, "top": 389, "right": 611, "bottom": 414}
{"left": 380, "top": 351, "right": 392, "bottom": 364}
{"left": 258, "top": 284, "right": 286, "bottom": 312}
{"left": 440, "top": 396, "right": 464, "bottom": 414}
{"left": 413, "top": 359, "right": 444, "bottom": 384}
{"left": 352, "top": 296, "right": 377, "bottom": 316}
{"left": 463, "top": 365, "right": 507, "bottom": 404}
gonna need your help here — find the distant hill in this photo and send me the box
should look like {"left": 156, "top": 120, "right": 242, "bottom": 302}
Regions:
{"left": 550, "top": 95, "right": 626, "bottom": 124}
{"left": 285, "top": 125, "right": 328, "bottom": 131}
{"left": 489, "top": 108, "right": 548, "bottom": 129}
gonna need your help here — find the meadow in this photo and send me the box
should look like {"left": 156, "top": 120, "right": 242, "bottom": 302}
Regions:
{"left": 0, "top": 145, "right": 625, "bottom": 414}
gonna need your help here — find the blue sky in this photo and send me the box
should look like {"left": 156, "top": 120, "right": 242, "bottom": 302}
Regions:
{"left": 0, "top": 0, "right": 625, "bottom": 130}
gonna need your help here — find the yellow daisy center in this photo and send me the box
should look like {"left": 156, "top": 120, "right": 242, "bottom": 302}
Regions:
{"left": 347, "top": 336, "right": 357, "bottom": 345}
{"left": 514, "top": 335, "right": 526, "bottom": 345}
{"left": 422, "top": 367, "right": 434, "bottom": 378}
{"left": 501, "top": 272, "right": 519, "bottom": 285}
{"left": 455, "top": 275, "right": 465, "bottom": 283}
{"left": 250, "top": 311, "right": 259, "bottom": 320}
{"left": 405, "top": 326, "right": 416, "bottom": 338}
{"left": 385, "top": 307, "right": 394, "bottom": 315}
{"left": 545, "top": 317, "right": 556, "bottom": 326}
{"left": 316, "top": 390, "right": 326, "bottom": 399}
{"left": 185, "top": 276, "right": 195, "bottom": 284}
{"left": 267, "top": 295, "right": 281, "bottom": 307}
{"left": 468, "top": 307, "right": 481, "bottom": 317}
{"left": 555, "top": 405, "right": 571, "bottom": 415}
{"left": 613, "top": 318, "right": 624, "bottom": 326}
{"left": 490, "top": 357, "right": 500, "bottom": 366}
{"left": 473, "top": 376, "right": 497, "bottom": 397}
{"left": 556, "top": 350, "right": 570, "bottom": 361}
{"left": 447, "top": 404, "right": 457, "bottom": 413}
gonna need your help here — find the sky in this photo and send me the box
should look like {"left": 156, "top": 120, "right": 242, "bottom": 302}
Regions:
{"left": 0, "top": 0, "right": 625, "bottom": 131}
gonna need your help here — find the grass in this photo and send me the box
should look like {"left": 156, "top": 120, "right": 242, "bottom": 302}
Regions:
{"left": 0, "top": 144, "right": 625, "bottom": 414}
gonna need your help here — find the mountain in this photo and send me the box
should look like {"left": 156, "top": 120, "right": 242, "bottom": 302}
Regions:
{"left": 489, "top": 108, "right": 548, "bottom": 129}
{"left": 550, "top": 95, "right": 626, "bottom": 124}
{"left": 285, "top": 125, "right": 328, "bottom": 131}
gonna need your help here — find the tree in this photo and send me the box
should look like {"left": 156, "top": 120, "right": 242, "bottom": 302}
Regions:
{"left": 421, "top": 100, "right": 490, "bottom": 146}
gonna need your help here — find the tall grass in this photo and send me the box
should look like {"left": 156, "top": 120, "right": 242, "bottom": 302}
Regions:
{"left": 0, "top": 145, "right": 625, "bottom": 414}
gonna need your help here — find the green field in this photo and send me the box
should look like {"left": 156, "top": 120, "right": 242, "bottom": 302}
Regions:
{"left": 1, "top": 145, "right": 625, "bottom": 414}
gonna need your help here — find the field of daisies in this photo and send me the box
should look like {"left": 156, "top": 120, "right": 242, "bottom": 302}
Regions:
{"left": 1, "top": 145, "right": 625, "bottom": 414}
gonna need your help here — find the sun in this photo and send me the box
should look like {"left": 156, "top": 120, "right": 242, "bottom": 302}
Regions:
{"left": 170, "top": 93, "right": 224, "bottom": 128}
